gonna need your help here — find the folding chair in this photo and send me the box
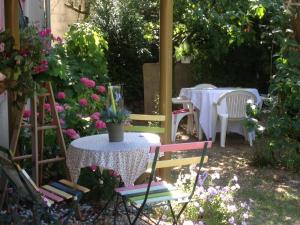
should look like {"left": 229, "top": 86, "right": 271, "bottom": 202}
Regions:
{"left": 0, "top": 146, "right": 90, "bottom": 225}
{"left": 115, "top": 141, "right": 212, "bottom": 225}
{"left": 94, "top": 114, "right": 165, "bottom": 224}
{"left": 124, "top": 114, "right": 165, "bottom": 134}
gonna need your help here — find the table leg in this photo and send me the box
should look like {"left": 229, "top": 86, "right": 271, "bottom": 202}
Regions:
{"left": 211, "top": 105, "right": 218, "bottom": 141}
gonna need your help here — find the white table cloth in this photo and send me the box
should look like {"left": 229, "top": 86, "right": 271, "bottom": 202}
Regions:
{"left": 179, "top": 87, "right": 261, "bottom": 140}
{"left": 67, "top": 132, "right": 161, "bottom": 186}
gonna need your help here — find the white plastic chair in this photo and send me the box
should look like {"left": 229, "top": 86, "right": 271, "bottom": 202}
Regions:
{"left": 171, "top": 83, "right": 216, "bottom": 142}
{"left": 171, "top": 97, "right": 195, "bottom": 142}
{"left": 213, "top": 90, "right": 257, "bottom": 147}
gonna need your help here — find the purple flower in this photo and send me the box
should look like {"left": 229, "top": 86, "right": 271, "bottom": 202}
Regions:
{"left": 228, "top": 216, "right": 235, "bottom": 225}
{"left": 207, "top": 187, "right": 218, "bottom": 196}
{"left": 222, "top": 186, "right": 230, "bottom": 192}
{"left": 197, "top": 171, "right": 208, "bottom": 187}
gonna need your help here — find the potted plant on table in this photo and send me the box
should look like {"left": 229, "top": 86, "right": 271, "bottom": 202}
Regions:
{"left": 102, "top": 84, "right": 130, "bottom": 142}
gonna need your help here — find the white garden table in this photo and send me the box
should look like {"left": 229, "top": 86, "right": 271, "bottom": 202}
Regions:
{"left": 179, "top": 87, "right": 262, "bottom": 141}
{"left": 66, "top": 132, "right": 161, "bottom": 186}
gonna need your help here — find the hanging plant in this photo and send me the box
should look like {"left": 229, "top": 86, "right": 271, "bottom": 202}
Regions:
{"left": 0, "top": 26, "right": 63, "bottom": 106}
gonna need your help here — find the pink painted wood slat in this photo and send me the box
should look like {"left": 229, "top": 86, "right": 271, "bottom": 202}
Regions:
{"left": 39, "top": 188, "right": 64, "bottom": 203}
{"left": 149, "top": 141, "right": 212, "bottom": 153}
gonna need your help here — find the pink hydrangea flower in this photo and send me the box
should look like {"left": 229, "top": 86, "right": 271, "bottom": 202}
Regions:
{"left": 57, "top": 91, "right": 65, "bottom": 99}
{"left": 56, "top": 36, "right": 63, "bottom": 43}
{"left": 80, "top": 77, "right": 89, "bottom": 84}
{"left": 55, "top": 103, "right": 64, "bottom": 112}
{"left": 95, "top": 120, "right": 106, "bottom": 129}
{"left": 23, "top": 110, "right": 31, "bottom": 118}
{"left": 80, "top": 77, "right": 96, "bottom": 88}
{"left": 90, "top": 112, "right": 100, "bottom": 121}
{"left": 59, "top": 119, "right": 65, "bottom": 126}
{"left": 44, "top": 103, "right": 51, "bottom": 113}
{"left": 97, "top": 85, "right": 106, "bottom": 93}
{"left": 109, "top": 170, "right": 119, "bottom": 177}
{"left": 66, "top": 129, "right": 80, "bottom": 139}
{"left": 86, "top": 79, "right": 96, "bottom": 88}
{"left": 79, "top": 98, "right": 88, "bottom": 106}
{"left": 91, "top": 94, "right": 100, "bottom": 101}
{"left": 90, "top": 165, "right": 97, "bottom": 172}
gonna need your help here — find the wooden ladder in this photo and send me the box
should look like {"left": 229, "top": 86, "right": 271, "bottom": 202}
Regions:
{"left": 0, "top": 82, "right": 71, "bottom": 207}
{"left": 286, "top": 0, "right": 300, "bottom": 7}
{"left": 13, "top": 82, "right": 71, "bottom": 185}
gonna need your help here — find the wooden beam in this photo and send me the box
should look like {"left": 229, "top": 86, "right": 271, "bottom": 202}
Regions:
{"left": 159, "top": 0, "right": 173, "bottom": 144}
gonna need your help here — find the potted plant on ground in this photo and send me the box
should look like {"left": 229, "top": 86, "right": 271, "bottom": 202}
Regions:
{"left": 102, "top": 84, "right": 130, "bottom": 142}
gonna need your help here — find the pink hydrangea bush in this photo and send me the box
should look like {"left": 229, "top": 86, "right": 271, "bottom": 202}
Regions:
{"left": 172, "top": 172, "right": 251, "bottom": 225}
{"left": 53, "top": 76, "right": 107, "bottom": 142}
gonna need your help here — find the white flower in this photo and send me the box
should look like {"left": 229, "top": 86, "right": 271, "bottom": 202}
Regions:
{"left": 211, "top": 172, "right": 220, "bottom": 180}
{"left": 233, "top": 175, "right": 238, "bottom": 182}
{"left": 227, "top": 204, "right": 238, "bottom": 213}
{"left": 243, "top": 212, "right": 249, "bottom": 219}
{"left": 183, "top": 220, "right": 194, "bottom": 225}
{"left": 194, "top": 202, "right": 200, "bottom": 208}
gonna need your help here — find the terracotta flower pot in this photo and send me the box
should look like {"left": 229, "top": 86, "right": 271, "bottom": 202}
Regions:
{"left": 106, "top": 122, "right": 124, "bottom": 142}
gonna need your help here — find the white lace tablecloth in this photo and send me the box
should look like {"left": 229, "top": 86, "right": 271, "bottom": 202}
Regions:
{"left": 179, "top": 87, "right": 261, "bottom": 140}
{"left": 66, "top": 132, "right": 161, "bottom": 186}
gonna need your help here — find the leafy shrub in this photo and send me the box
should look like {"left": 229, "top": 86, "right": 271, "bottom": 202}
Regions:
{"left": 89, "top": 0, "right": 158, "bottom": 110}
{"left": 241, "top": 2, "right": 300, "bottom": 170}
{"left": 64, "top": 22, "right": 108, "bottom": 82}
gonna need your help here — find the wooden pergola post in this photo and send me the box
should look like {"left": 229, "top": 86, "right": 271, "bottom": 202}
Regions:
{"left": 4, "top": 0, "right": 20, "bottom": 49}
{"left": 4, "top": 0, "right": 20, "bottom": 140}
{"left": 159, "top": 0, "right": 173, "bottom": 181}
{"left": 159, "top": 0, "right": 173, "bottom": 145}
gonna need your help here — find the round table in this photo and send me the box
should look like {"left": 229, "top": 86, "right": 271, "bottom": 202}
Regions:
{"left": 66, "top": 132, "right": 161, "bottom": 186}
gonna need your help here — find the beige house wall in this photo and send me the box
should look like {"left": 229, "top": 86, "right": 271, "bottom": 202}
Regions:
{"left": 143, "top": 63, "right": 196, "bottom": 114}
{"left": 50, "top": 0, "right": 86, "bottom": 38}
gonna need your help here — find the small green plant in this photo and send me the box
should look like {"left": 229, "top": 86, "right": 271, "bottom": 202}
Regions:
{"left": 101, "top": 108, "right": 130, "bottom": 124}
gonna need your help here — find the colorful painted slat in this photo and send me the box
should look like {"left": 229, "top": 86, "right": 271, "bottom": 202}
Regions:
{"left": 124, "top": 125, "right": 165, "bottom": 133}
{"left": 39, "top": 188, "right": 64, "bottom": 203}
{"left": 147, "top": 156, "right": 208, "bottom": 169}
{"left": 149, "top": 141, "right": 212, "bottom": 153}
{"left": 50, "top": 182, "right": 82, "bottom": 199}
{"left": 42, "top": 185, "right": 73, "bottom": 199}
{"left": 59, "top": 179, "right": 90, "bottom": 193}
{"left": 117, "top": 182, "right": 176, "bottom": 196}
{"left": 130, "top": 190, "right": 189, "bottom": 205}
{"left": 115, "top": 181, "right": 165, "bottom": 193}
{"left": 129, "top": 114, "right": 166, "bottom": 121}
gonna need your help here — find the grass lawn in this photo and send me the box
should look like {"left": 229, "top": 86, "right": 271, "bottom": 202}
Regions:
{"left": 178, "top": 132, "right": 300, "bottom": 225}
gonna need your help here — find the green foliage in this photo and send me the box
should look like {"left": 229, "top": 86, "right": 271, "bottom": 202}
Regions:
{"left": 89, "top": 0, "right": 158, "bottom": 109}
{"left": 64, "top": 22, "right": 108, "bottom": 81}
